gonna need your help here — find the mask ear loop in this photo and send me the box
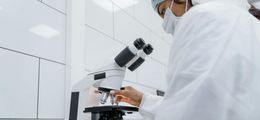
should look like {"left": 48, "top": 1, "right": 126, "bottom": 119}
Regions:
{"left": 185, "top": 0, "right": 188, "bottom": 12}
{"left": 170, "top": 0, "right": 174, "bottom": 9}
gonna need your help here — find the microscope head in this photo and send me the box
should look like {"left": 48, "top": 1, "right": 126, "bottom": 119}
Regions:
{"left": 90, "top": 63, "right": 126, "bottom": 105}
{"left": 94, "top": 38, "right": 153, "bottom": 105}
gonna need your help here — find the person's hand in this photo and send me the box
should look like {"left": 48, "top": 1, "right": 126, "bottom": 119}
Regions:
{"left": 110, "top": 86, "right": 144, "bottom": 107}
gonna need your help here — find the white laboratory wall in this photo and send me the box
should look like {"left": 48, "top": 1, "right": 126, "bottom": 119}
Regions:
{"left": 0, "top": 0, "right": 66, "bottom": 119}
{"left": 38, "top": 60, "right": 65, "bottom": 118}
{"left": 0, "top": 49, "right": 39, "bottom": 118}
{"left": 0, "top": 0, "right": 66, "bottom": 64}
{"left": 41, "top": 0, "right": 67, "bottom": 14}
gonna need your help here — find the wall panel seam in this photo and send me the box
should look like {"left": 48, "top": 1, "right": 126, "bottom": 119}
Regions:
{"left": 0, "top": 47, "right": 66, "bottom": 65}
{"left": 36, "top": 58, "right": 41, "bottom": 119}
{"left": 38, "top": 0, "right": 67, "bottom": 15}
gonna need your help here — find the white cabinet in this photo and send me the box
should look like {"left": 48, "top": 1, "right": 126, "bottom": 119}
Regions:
{"left": 86, "top": 0, "right": 113, "bottom": 37}
{"left": 38, "top": 60, "right": 65, "bottom": 118}
{"left": 149, "top": 33, "right": 170, "bottom": 65}
{"left": 0, "top": 0, "right": 66, "bottom": 63}
{"left": 114, "top": 5, "right": 150, "bottom": 45}
{"left": 42, "top": 0, "right": 67, "bottom": 14}
{"left": 137, "top": 57, "right": 167, "bottom": 91}
{"left": 0, "top": 49, "right": 39, "bottom": 118}
{"left": 134, "top": 0, "right": 156, "bottom": 29}
{"left": 112, "top": 0, "right": 135, "bottom": 16}
{"left": 134, "top": 0, "right": 164, "bottom": 36}
{"left": 84, "top": 26, "right": 125, "bottom": 71}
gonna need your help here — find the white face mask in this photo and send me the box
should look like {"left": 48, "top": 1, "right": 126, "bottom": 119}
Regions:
{"left": 162, "top": 0, "right": 188, "bottom": 35}
{"left": 162, "top": 7, "right": 180, "bottom": 35}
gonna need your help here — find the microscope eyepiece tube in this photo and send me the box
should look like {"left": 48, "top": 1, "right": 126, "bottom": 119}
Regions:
{"left": 114, "top": 47, "right": 136, "bottom": 67}
{"left": 114, "top": 38, "right": 146, "bottom": 67}
{"left": 143, "top": 44, "right": 153, "bottom": 55}
{"left": 133, "top": 38, "right": 145, "bottom": 49}
{"left": 128, "top": 44, "right": 153, "bottom": 71}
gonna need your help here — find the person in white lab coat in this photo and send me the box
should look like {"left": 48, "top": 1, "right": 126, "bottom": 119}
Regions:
{"left": 111, "top": 0, "right": 260, "bottom": 120}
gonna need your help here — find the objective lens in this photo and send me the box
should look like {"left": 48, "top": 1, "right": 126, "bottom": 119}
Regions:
{"left": 100, "top": 92, "right": 109, "bottom": 104}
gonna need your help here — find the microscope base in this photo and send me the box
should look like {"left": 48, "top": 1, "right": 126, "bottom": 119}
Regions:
{"left": 84, "top": 105, "right": 138, "bottom": 120}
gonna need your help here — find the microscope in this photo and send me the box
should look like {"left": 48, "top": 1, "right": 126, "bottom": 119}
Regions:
{"left": 69, "top": 38, "right": 153, "bottom": 120}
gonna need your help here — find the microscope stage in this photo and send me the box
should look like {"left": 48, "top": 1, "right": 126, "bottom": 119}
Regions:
{"left": 84, "top": 106, "right": 138, "bottom": 120}
{"left": 84, "top": 105, "right": 138, "bottom": 113}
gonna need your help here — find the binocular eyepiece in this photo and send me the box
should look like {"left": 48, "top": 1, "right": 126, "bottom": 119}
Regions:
{"left": 133, "top": 38, "right": 146, "bottom": 49}
{"left": 143, "top": 44, "right": 153, "bottom": 55}
{"left": 114, "top": 38, "right": 153, "bottom": 71}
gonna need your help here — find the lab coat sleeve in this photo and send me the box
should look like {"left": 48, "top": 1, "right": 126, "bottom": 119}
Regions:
{"left": 139, "top": 93, "right": 163, "bottom": 119}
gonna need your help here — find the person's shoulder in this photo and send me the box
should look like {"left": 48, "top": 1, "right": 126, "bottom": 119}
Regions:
{"left": 185, "top": 2, "right": 224, "bottom": 18}
{"left": 175, "top": 2, "right": 231, "bottom": 37}
{"left": 186, "top": 1, "right": 247, "bottom": 18}
{"left": 181, "top": 1, "right": 238, "bottom": 24}
{"left": 180, "top": 3, "right": 219, "bottom": 26}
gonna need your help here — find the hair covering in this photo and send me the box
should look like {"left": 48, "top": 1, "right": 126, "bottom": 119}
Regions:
{"left": 151, "top": 0, "right": 164, "bottom": 10}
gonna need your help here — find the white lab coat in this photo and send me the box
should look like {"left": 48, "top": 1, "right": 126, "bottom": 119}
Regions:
{"left": 139, "top": 0, "right": 260, "bottom": 120}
